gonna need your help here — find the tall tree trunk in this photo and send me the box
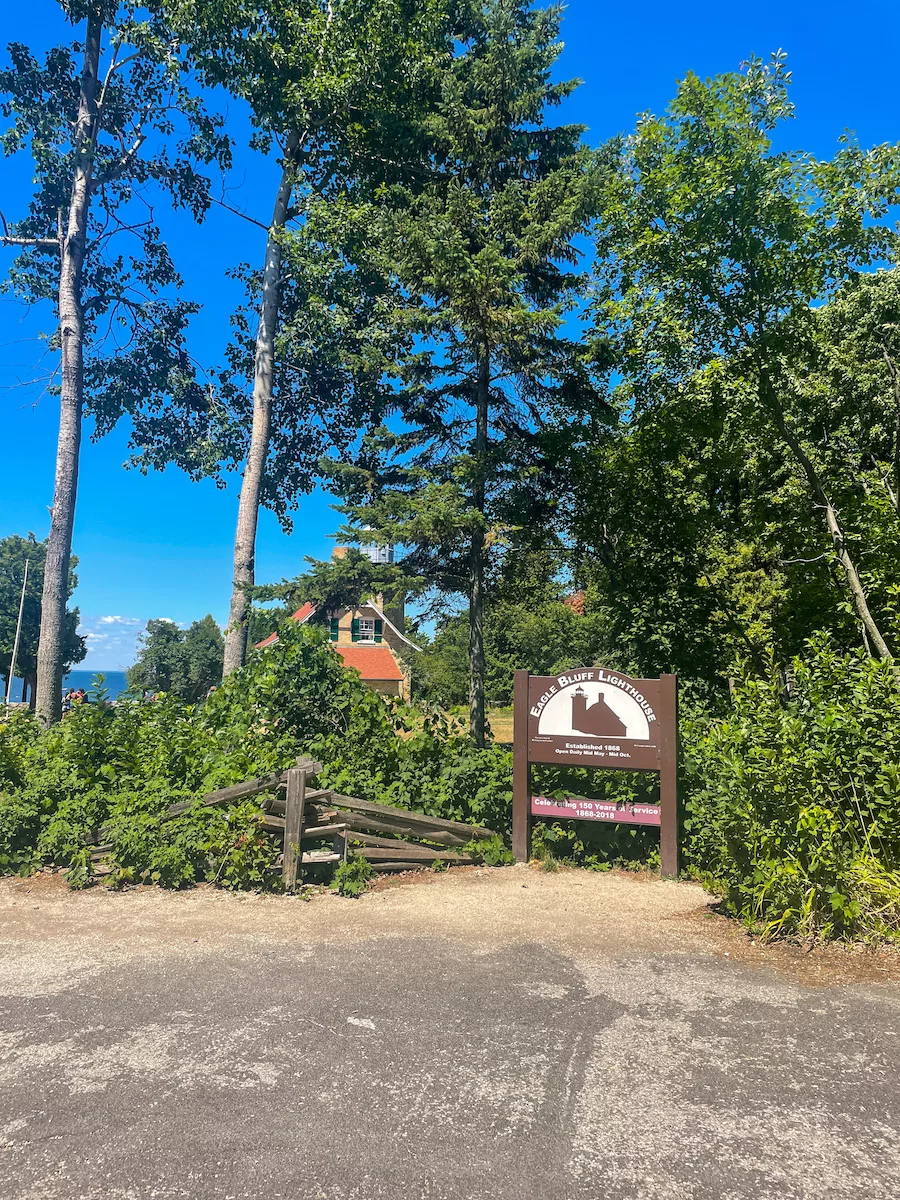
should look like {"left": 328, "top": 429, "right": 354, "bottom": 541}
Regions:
{"left": 223, "top": 133, "right": 299, "bottom": 676}
{"left": 763, "top": 377, "right": 893, "bottom": 660}
{"left": 35, "top": 10, "right": 101, "bottom": 727}
{"left": 468, "top": 345, "right": 490, "bottom": 747}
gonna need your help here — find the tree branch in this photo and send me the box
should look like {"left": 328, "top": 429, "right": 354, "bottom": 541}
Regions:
{"left": 94, "top": 131, "right": 147, "bottom": 186}
{"left": 207, "top": 193, "right": 269, "bottom": 231}
{"left": 0, "top": 235, "right": 60, "bottom": 250}
{"left": 0, "top": 210, "right": 59, "bottom": 250}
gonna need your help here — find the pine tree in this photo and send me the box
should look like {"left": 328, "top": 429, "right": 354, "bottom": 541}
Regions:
{"left": 328, "top": 0, "right": 602, "bottom": 745}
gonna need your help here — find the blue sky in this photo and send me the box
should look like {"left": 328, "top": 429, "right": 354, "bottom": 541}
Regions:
{"left": 1, "top": 0, "right": 899, "bottom": 669}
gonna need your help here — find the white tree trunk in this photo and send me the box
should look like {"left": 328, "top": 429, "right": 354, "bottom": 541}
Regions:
{"left": 35, "top": 11, "right": 102, "bottom": 727}
{"left": 222, "top": 135, "right": 299, "bottom": 676}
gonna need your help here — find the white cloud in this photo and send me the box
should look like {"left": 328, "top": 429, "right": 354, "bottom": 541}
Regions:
{"left": 77, "top": 614, "right": 146, "bottom": 670}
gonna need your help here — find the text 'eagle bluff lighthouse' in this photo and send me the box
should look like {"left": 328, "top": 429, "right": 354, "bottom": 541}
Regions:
{"left": 529, "top": 669, "right": 659, "bottom": 743}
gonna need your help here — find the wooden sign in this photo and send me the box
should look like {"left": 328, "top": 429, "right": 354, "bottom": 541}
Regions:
{"left": 512, "top": 668, "right": 679, "bottom": 876}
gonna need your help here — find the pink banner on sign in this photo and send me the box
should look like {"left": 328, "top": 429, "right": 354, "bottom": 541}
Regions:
{"left": 531, "top": 796, "right": 662, "bottom": 826}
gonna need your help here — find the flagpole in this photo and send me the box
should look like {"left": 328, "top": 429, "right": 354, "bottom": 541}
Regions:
{"left": 6, "top": 559, "right": 29, "bottom": 711}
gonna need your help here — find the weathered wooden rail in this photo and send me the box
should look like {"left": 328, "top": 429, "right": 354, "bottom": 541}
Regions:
{"left": 89, "top": 757, "right": 497, "bottom": 889}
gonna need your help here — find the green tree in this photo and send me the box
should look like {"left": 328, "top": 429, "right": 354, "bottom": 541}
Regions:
{"left": 250, "top": 548, "right": 399, "bottom": 626}
{"left": 180, "top": 615, "right": 225, "bottom": 701}
{"left": 410, "top": 550, "right": 606, "bottom": 708}
{"left": 329, "top": 0, "right": 602, "bottom": 745}
{"left": 0, "top": 1, "right": 229, "bottom": 725}
{"left": 164, "top": 0, "right": 457, "bottom": 676}
{"left": 127, "top": 614, "right": 223, "bottom": 702}
{"left": 592, "top": 53, "right": 900, "bottom": 664}
{"left": 0, "top": 534, "right": 86, "bottom": 705}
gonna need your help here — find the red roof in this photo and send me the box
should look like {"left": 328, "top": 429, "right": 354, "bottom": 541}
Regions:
{"left": 564, "top": 590, "right": 586, "bottom": 616}
{"left": 335, "top": 645, "right": 403, "bottom": 681}
{"left": 256, "top": 602, "right": 318, "bottom": 649}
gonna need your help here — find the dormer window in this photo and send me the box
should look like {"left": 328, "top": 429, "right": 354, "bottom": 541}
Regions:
{"left": 351, "top": 616, "right": 383, "bottom": 643}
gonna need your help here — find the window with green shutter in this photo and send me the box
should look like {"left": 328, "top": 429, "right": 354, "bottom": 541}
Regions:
{"left": 330, "top": 617, "right": 339, "bottom": 642}
{"left": 351, "top": 617, "right": 360, "bottom": 642}
{"left": 374, "top": 619, "right": 383, "bottom": 643}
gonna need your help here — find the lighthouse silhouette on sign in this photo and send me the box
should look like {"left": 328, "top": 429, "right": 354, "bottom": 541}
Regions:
{"left": 571, "top": 686, "right": 627, "bottom": 738}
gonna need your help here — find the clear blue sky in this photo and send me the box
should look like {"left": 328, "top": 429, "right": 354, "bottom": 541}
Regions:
{"left": 2, "top": 0, "right": 898, "bottom": 668}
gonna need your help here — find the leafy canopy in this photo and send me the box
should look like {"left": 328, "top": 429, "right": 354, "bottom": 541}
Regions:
{"left": 0, "top": 534, "right": 86, "bottom": 687}
{"left": 127, "top": 615, "right": 224, "bottom": 703}
{"left": 0, "top": 1, "right": 231, "bottom": 445}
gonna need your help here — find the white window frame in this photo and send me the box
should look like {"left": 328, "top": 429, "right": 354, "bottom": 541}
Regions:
{"left": 358, "top": 617, "right": 376, "bottom": 643}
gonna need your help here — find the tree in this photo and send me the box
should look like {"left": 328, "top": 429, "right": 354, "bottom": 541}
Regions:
{"left": 328, "top": 0, "right": 602, "bottom": 745}
{"left": 0, "top": 534, "right": 86, "bottom": 705}
{"left": 592, "top": 53, "right": 900, "bottom": 663}
{"left": 413, "top": 551, "right": 608, "bottom": 708}
{"left": 127, "top": 614, "right": 223, "bottom": 702}
{"left": 0, "top": 1, "right": 229, "bottom": 724}
{"left": 251, "top": 548, "right": 400, "bottom": 625}
{"left": 164, "top": 0, "right": 458, "bottom": 676}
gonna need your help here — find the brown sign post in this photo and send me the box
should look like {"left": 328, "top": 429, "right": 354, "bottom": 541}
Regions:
{"left": 512, "top": 667, "right": 679, "bottom": 876}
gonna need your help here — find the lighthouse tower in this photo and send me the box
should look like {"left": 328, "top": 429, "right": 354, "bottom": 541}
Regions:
{"left": 363, "top": 543, "right": 405, "bottom": 633}
{"left": 571, "top": 686, "right": 588, "bottom": 730}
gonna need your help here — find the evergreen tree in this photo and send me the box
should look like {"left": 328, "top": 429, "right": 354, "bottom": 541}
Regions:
{"left": 329, "top": 0, "right": 602, "bottom": 745}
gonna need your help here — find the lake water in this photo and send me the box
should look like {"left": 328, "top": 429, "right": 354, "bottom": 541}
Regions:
{"left": 5, "top": 669, "right": 131, "bottom": 703}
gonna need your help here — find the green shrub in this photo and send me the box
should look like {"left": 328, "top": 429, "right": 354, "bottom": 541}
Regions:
{"left": 465, "top": 834, "right": 515, "bottom": 866}
{"left": 684, "top": 638, "right": 900, "bottom": 942}
{"left": 0, "top": 623, "right": 512, "bottom": 890}
{"left": 332, "top": 854, "right": 374, "bottom": 897}
{"left": 0, "top": 791, "right": 44, "bottom": 876}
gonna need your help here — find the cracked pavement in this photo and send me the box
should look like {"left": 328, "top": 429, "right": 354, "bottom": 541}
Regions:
{"left": 1, "top": 868, "right": 898, "bottom": 1199}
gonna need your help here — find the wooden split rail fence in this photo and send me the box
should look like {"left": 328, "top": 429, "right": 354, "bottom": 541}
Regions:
{"left": 89, "top": 757, "right": 496, "bottom": 889}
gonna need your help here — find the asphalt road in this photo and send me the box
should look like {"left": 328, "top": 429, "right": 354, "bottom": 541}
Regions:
{"left": 1, "top": 869, "right": 898, "bottom": 1200}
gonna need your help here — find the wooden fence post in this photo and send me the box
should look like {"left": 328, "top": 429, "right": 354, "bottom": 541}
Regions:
{"left": 658, "top": 673, "right": 680, "bottom": 878}
{"left": 282, "top": 768, "right": 306, "bottom": 890}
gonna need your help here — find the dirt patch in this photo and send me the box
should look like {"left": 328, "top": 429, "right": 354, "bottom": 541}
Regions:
{"left": 2, "top": 866, "right": 898, "bottom": 987}
{"left": 681, "top": 901, "right": 900, "bottom": 985}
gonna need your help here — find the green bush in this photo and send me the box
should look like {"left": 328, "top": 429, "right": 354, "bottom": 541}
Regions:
{"left": 332, "top": 854, "right": 374, "bottom": 897}
{"left": 0, "top": 623, "right": 512, "bottom": 889}
{"left": 5, "top": 621, "right": 899, "bottom": 945}
{"left": 684, "top": 638, "right": 900, "bottom": 942}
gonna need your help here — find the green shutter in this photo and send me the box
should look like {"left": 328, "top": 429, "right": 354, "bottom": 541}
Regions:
{"left": 351, "top": 617, "right": 360, "bottom": 643}
{"left": 374, "top": 619, "right": 383, "bottom": 643}
{"left": 330, "top": 618, "right": 339, "bottom": 642}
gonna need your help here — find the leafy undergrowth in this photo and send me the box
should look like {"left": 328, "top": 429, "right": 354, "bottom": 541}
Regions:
{"left": 0, "top": 624, "right": 512, "bottom": 891}
{"left": 684, "top": 638, "right": 900, "bottom": 945}
{"left": 2, "top": 627, "right": 899, "bottom": 946}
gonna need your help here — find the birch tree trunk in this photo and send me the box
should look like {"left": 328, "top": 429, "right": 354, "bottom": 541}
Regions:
{"left": 35, "top": 10, "right": 102, "bottom": 727}
{"left": 468, "top": 345, "right": 490, "bottom": 747}
{"left": 222, "top": 134, "right": 299, "bottom": 676}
